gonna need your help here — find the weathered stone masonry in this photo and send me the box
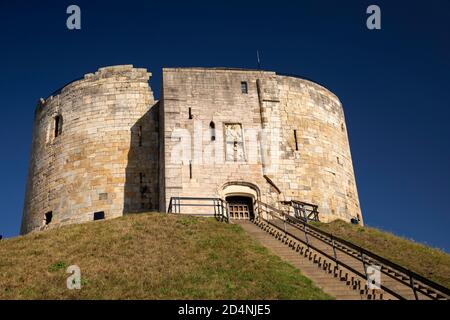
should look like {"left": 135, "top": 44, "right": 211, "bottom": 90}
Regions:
{"left": 21, "top": 65, "right": 159, "bottom": 234}
{"left": 21, "top": 65, "right": 362, "bottom": 234}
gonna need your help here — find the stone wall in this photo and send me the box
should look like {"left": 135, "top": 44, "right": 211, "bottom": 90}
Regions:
{"left": 274, "top": 75, "right": 361, "bottom": 223}
{"left": 160, "top": 68, "right": 280, "bottom": 213}
{"left": 160, "top": 68, "right": 361, "bottom": 223}
{"left": 21, "top": 65, "right": 159, "bottom": 234}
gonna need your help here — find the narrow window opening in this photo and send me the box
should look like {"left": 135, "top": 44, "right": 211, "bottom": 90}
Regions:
{"left": 341, "top": 123, "right": 345, "bottom": 132}
{"left": 138, "top": 126, "right": 142, "bottom": 147}
{"left": 241, "top": 81, "right": 248, "bottom": 94}
{"left": 45, "top": 211, "right": 53, "bottom": 225}
{"left": 209, "top": 121, "right": 216, "bottom": 141}
{"left": 94, "top": 211, "right": 105, "bottom": 221}
{"left": 188, "top": 107, "right": 193, "bottom": 119}
{"left": 189, "top": 160, "right": 193, "bottom": 179}
{"left": 294, "top": 130, "right": 299, "bottom": 151}
{"left": 139, "top": 172, "right": 143, "bottom": 184}
{"left": 54, "top": 115, "right": 62, "bottom": 138}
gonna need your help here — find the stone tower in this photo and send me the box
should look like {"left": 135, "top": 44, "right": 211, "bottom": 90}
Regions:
{"left": 21, "top": 65, "right": 159, "bottom": 234}
{"left": 21, "top": 65, "right": 362, "bottom": 234}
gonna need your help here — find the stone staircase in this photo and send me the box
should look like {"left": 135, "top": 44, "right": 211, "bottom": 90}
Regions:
{"left": 235, "top": 217, "right": 446, "bottom": 300}
{"left": 236, "top": 220, "right": 369, "bottom": 300}
{"left": 279, "top": 217, "right": 423, "bottom": 300}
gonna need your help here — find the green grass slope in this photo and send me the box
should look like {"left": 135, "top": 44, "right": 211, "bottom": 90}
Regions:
{"left": 312, "top": 220, "right": 450, "bottom": 288}
{"left": 0, "top": 214, "right": 331, "bottom": 300}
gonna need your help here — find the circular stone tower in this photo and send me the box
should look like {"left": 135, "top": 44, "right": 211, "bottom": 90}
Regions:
{"left": 21, "top": 65, "right": 159, "bottom": 234}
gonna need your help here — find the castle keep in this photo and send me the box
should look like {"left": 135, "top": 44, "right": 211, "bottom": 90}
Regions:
{"left": 21, "top": 65, "right": 362, "bottom": 234}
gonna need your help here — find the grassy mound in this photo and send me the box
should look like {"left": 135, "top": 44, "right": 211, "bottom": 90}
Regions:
{"left": 0, "top": 213, "right": 331, "bottom": 300}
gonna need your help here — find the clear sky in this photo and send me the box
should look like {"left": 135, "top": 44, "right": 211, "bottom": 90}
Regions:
{"left": 0, "top": 1, "right": 449, "bottom": 252}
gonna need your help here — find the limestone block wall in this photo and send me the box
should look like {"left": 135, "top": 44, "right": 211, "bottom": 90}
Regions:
{"left": 160, "top": 68, "right": 361, "bottom": 223}
{"left": 274, "top": 76, "right": 361, "bottom": 223}
{"left": 21, "top": 65, "right": 159, "bottom": 234}
{"left": 160, "top": 68, "right": 280, "bottom": 212}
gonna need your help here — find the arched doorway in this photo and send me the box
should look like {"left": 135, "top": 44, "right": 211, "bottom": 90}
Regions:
{"left": 226, "top": 196, "right": 254, "bottom": 220}
{"left": 220, "top": 182, "right": 260, "bottom": 221}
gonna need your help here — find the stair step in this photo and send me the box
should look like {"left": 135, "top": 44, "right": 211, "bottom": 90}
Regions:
{"left": 238, "top": 221, "right": 373, "bottom": 300}
{"left": 246, "top": 218, "right": 447, "bottom": 301}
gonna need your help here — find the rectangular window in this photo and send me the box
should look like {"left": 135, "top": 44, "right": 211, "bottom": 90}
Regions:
{"left": 94, "top": 211, "right": 105, "bottom": 221}
{"left": 241, "top": 81, "right": 248, "bottom": 94}
{"left": 188, "top": 107, "right": 193, "bottom": 119}
{"left": 225, "top": 123, "right": 245, "bottom": 162}
{"left": 294, "top": 130, "right": 299, "bottom": 151}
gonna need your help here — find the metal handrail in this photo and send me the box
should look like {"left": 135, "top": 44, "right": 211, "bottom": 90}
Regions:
{"left": 285, "top": 214, "right": 450, "bottom": 299}
{"left": 168, "top": 197, "right": 230, "bottom": 223}
{"left": 254, "top": 204, "right": 405, "bottom": 300}
{"left": 254, "top": 200, "right": 450, "bottom": 300}
{"left": 282, "top": 200, "right": 320, "bottom": 222}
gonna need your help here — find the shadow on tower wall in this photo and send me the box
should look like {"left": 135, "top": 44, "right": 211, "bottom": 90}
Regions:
{"left": 124, "top": 102, "right": 160, "bottom": 214}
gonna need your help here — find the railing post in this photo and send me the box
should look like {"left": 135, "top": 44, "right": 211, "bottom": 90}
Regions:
{"left": 303, "top": 206, "right": 308, "bottom": 223}
{"left": 304, "top": 224, "right": 310, "bottom": 250}
{"left": 217, "top": 199, "right": 221, "bottom": 222}
{"left": 223, "top": 199, "right": 229, "bottom": 223}
{"left": 409, "top": 273, "right": 419, "bottom": 300}
{"left": 331, "top": 234, "right": 338, "bottom": 268}
{"left": 225, "top": 200, "right": 229, "bottom": 223}
{"left": 173, "top": 198, "right": 176, "bottom": 213}
{"left": 361, "top": 248, "right": 368, "bottom": 282}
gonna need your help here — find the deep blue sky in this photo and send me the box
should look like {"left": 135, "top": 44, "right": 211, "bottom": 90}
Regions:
{"left": 0, "top": 1, "right": 449, "bottom": 251}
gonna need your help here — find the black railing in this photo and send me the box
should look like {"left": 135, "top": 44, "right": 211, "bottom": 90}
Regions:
{"left": 168, "top": 197, "right": 229, "bottom": 223}
{"left": 282, "top": 200, "right": 320, "bottom": 222}
{"left": 254, "top": 200, "right": 450, "bottom": 300}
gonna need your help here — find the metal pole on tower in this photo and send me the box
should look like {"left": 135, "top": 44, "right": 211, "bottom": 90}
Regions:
{"left": 257, "top": 50, "right": 261, "bottom": 69}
